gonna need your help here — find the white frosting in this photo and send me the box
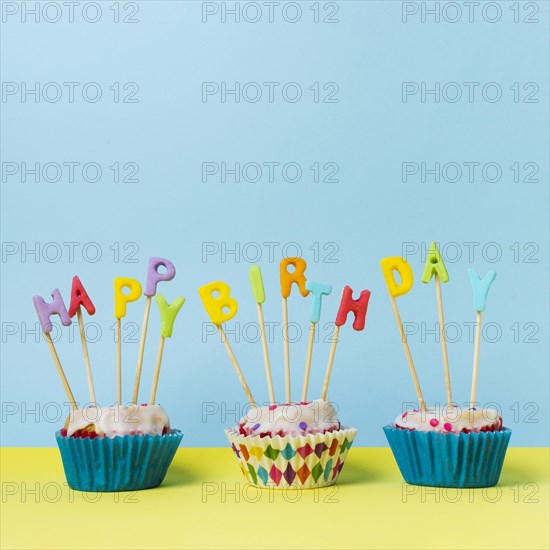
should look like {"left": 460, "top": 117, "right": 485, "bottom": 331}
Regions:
{"left": 394, "top": 406, "right": 502, "bottom": 434}
{"left": 240, "top": 399, "right": 340, "bottom": 437}
{"left": 65, "top": 404, "right": 170, "bottom": 438}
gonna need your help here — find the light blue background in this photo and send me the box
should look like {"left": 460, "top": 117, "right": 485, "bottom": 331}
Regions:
{"left": 1, "top": 1, "right": 548, "bottom": 447}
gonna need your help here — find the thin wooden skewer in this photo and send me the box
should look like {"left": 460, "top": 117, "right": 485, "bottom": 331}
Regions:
{"left": 435, "top": 276, "right": 452, "bottom": 405}
{"left": 257, "top": 303, "right": 275, "bottom": 403}
{"left": 282, "top": 296, "right": 291, "bottom": 402}
{"left": 149, "top": 336, "right": 165, "bottom": 405}
{"left": 116, "top": 318, "right": 122, "bottom": 404}
{"left": 321, "top": 325, "right": 340, "bottom": 401}
{"left": 44, "top": 332, "right": 77, "bottom": 410}
{"left": 388, "top": 292, "right": 426, "bottom": 412}
{"left": 133, "top": 295, "right": 152, "bottom": 403}
{"left": 470, "top": 311, "right": 482, "bottom": 409}
{"left": 219, "top": 325, "right": 255, "bottom": 405}
{"left": 302, "top": 322, "right": 316, "bottom": 401}
{"left": 76, "top": 306, "right": 96, "bottom": 404}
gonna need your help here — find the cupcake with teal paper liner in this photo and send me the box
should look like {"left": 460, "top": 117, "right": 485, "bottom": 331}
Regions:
{"left": 198, "top": 258, "right": 369, "bottom": 489}
{"left": 380, "top": 243, "right": 511, "bottom": 488}
{"left": 33, "top": 257, "right": 185, "bottom": 492}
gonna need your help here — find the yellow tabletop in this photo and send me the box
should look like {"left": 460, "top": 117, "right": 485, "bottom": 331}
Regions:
{"left": 1, "top": 447, "right": 548, "bottom": 550}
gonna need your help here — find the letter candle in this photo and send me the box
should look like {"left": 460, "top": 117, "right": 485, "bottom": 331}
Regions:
{"left": 249, "top": 265, "right": 275, "bottom": 403}
{"left": 198, "top": 281, "right": 255, "bottom": 405}
{"left": 68, "top": 276, "right": 97, "bottom": 404}
{"left": 421, "top": 242, "right": 452, "bottom": 405}
{"left": 303, "top": 281, "right": 332, "bottom": 401}
{"left": 380, "top": 256, "right": 426, "bottom": 411}
{"left": 133, "top": 257, "right": 176, "bottom": 403}
{"left": 149, "top": 294, "right": 185, "bottom": 405}
{"left": 279, "top": 258, "right": 309, "bottom": 402}
{"left": 114, "top": 278, "right": 142, "bottom": 404}
{"left": 32, "top": 290, "right": 76, "bottom": 409}
{"left": 468, "top": 269, "right": 497, "bottom": 409}
{"left": 321, "top": 286, "right": 370, "bottom": 400}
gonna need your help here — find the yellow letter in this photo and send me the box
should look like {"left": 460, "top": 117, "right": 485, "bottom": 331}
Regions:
{"left": 198, "top": 281, "right": 238, "bottom": 325}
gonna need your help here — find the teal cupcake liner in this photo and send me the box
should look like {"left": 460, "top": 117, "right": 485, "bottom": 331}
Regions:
{"left": 383, "top": 425, "right": 511, "bottom": 488}
{"left": 56, "top": 429, "right": 183, "bottom": 492}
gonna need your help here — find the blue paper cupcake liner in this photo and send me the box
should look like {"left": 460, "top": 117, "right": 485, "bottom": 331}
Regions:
{"left": 56, "top": 429, "right": 183, "bottom": 492}
{"left": 383, "top": 425, "right": 511, "bottom": 488}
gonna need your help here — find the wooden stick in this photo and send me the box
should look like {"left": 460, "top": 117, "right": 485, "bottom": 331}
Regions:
{"left": 435, "top": 276, "right": 452, "bottom": 405}
{"left": 282, "top": 296, "right": 291, "bottom": 402}
{"left": 257, "top": 303, "right": 275, "bottom": 403}
{"left": 219, "top": 325, "right": 255, "bottom": 405}
{"left": 133, "top": 295, "right": 152, "bottom": 403}
{"left": 76, "top": 306, "right": 96, "bottom": 404}
{"left": 116, "top": 318, "right": 122, "bottom": 404}
{"left": 149, "top": 336, "right": 165, "bottom": 405}
{"left": 321, "top": 325, "right": 339, "bottom": 401}
{"left": 388, "top": 293, "right": 426, "bottom": 412}
{"left": 470, "top": 311, "right": 483, "bottom": 409}
{"left": 302, "top": 322, "right": 316, "bottom": 402}
{"left": 44, "top": 332, "right": 77, "bottom": 410}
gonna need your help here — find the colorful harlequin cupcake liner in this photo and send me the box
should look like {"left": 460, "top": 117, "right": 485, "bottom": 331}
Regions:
{"left": 383, "top": 425, "right": 511, "bottom": 488}
{"left": 225, "top": 426, "right": 357, "bottom": 489}
{"left": 56, "top": 429, "right": 183, "bottom": 492}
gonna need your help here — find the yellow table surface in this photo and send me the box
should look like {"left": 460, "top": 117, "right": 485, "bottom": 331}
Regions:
{"left": 1, "top": 447, "right": 548, "bottom": 550}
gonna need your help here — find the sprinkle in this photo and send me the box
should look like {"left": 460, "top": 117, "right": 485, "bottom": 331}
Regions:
{"left": 443, "top": 423, "right": 453, "bottom": 432}
{"left": 430, "top": 418, "right": 439, "bottom": 427}
{"left": 402, "top": 412, "right": 408, "bottom": 418}
{"left": 300, "top": 401, "right": 309, "bottom": 405}
{"left": 252, "top": 423, "right": 260, "bottom": 431}
{"left": 269, "top": 405, "right": 277, "bottom": 411}
{"left": 299, "top": 422, "right": 308, "bottom": 430}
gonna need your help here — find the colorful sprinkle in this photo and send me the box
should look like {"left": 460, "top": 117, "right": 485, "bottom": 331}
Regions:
{"left": 299, "top": 422, "right": 308, "bottom": 430}
{"left": 269, "top": 405, "right": 277, "bottom": 411}
{"left": 430, "top": 418, "right": 439, "bottom": 427}
{"left": 443, "top": 422, "right": 453, "bottom": 432}
{"left": 252, "top": 423, "right": 260, "bottom": 431}
{"left": 402, "top": 412, "right": 408, "bottom": 418}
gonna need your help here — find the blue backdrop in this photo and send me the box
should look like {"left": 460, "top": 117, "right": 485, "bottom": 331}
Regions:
{"left": 1, "top": 1, "right": 548, "bottom": 446}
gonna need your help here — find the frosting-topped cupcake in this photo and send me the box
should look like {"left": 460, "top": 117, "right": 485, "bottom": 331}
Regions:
{"left": 381, "top": 249, "right": 511, "bottom": 488}
{"left": 200, "top": 259, "right": 365, "bottom": 489}
{"left": 33, "top": 256, "right": 185, "bottom": 491}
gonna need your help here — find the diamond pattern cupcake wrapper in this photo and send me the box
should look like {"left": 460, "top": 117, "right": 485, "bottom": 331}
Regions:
{"left": 384, "top": 425, "right": 512, "bottom": 488}
{"left": 225, "top": 427, "right": 357, "bottom": 489}
{"left": 56, "top": 429, "right": 183, "bottom": 492}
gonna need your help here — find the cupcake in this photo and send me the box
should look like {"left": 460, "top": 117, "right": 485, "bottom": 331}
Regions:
{"left": 226, "top": 399, "right": 357, "bottom": 489}
{"left": 380, "top": 247, "right": 511, "bottom": 488}
{"left": 57, "top": 404, "right": 182, "bottom": 492}
{"left": 384, "top": 406, "right": 511, "bottom": 488}
{"left": 200, "top": 258, "right": 369, "bottom": 489}
{"left": 33, "top": 257, "right": 185, "bottom": 492}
